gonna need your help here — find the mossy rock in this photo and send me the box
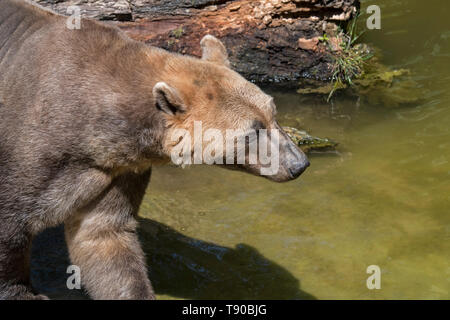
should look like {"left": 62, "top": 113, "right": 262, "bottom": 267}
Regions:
{"left": 297, "top": 45, "right": 426, "bottom": 107}
{"left": 283, "top": 127, "right": 338, "bottom": 153}
{"left": 297, "top": 81, "right": 346, "bottom": 95}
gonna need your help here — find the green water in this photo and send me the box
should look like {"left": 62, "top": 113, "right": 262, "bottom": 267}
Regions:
{"left": 138, "top": 0, "right": 450, "bottom": 299}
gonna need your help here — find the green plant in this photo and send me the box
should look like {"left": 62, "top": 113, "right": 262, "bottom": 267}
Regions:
{"left": 318, "top": 33, "right": 329, "bottom": 42}
{"left": 323, "top": 13, "right": 373, "bottom": 101}
{"left": 328, "top": 44, "right": 373, "bottom": 101}
{"left": 171, "top": 26, "right": 184, "bottom": 39}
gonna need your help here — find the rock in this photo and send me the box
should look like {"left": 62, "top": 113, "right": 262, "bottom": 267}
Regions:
{"left": 34, "top": 0, "right": 360, "bottom": 83}
{"left": 283, "top": 127, "right": 338, "bottom": 153}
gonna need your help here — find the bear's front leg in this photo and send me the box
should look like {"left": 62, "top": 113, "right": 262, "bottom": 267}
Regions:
{"left": 64, "top": 170, "right": 155, "bottom": 300}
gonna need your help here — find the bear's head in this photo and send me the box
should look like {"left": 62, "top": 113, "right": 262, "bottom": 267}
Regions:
{"left": 153, "top": 35, "right": 309, "bottom": 182}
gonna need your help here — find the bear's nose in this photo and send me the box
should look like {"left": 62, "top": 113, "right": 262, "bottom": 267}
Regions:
{"left": 288, "top": 159, "right": 310, "bottom": 179}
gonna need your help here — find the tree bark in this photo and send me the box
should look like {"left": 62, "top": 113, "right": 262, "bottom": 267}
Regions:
{"left": 36, "top": 0, "right": 360, "bottom": 83}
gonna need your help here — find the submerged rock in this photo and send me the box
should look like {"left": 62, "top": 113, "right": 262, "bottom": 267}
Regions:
{"left": 351, "top": 54, "right": 425, "bottom": 106}
{"left": 298, "top": 45, "right": 426, "bottom": 107}
{"left": 283, "top": 127, "right": 338, "bottom": 153}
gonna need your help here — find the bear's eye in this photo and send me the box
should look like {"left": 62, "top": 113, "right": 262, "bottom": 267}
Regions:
{"left": 252, "top": 120, "right": 265, "bottom": 131}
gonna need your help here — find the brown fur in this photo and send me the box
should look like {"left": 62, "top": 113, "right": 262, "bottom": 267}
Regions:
{"left": 0, "top": 0, "right": 308, "bottom": 299}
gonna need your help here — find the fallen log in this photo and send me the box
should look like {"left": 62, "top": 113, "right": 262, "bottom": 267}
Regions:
{"left": 36, "top": 0, "right": 359, "bottom": 83}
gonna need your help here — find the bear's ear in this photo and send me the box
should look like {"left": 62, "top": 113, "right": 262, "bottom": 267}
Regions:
{"left": 153, "top": 82, "right": 186, "bottom": 116}
{"left": 201, "top": 35, "right": 230, "bottom": 68}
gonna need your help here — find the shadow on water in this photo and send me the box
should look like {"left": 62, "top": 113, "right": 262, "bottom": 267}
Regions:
{"left": 30, "top": 226, "right": 89, "bottom": 300}
{"left": 31, "top": 222, "right": 316, "bottom": 300}
{"left": 138, "top": 218, "right": 315, "bottom": 300}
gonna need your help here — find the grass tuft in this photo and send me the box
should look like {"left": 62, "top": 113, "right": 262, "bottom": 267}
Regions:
{"left": 322, "top": 13, "right": 374, "bottom": 101}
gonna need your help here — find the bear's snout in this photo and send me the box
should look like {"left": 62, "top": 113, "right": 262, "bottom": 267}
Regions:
{"left": 287, "top": 157, "right": 310, "bottom": 179}
{"left": 269, "top": 128, "right": 310, "bottom": 182}
{"left": 284, "top": 140, "right": 310, "bottom": 179}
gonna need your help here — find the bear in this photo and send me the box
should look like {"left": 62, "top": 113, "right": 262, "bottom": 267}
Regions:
{"left": 0, "top": 0, "right": 309, "bottom": 299}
